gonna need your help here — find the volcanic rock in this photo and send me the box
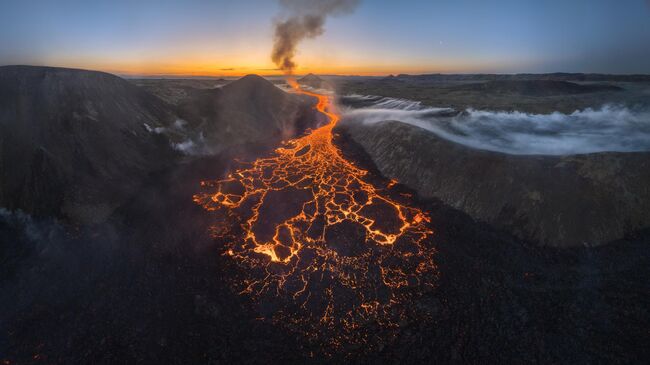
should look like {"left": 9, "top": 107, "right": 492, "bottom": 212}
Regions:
{"left": 0, "top": 66, "right": 177, "bottom": 223}
{"left": 336, "top": 119, "right": 650, "bottom": 247}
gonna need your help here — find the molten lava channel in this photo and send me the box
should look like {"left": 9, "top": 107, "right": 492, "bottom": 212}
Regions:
{"left": 194, "top": 82, "right": 438, "bottom": 351}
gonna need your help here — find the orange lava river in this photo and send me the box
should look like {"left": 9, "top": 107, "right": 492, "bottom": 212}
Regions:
{"left": 194, "top": 83, "right": 438, "bottom": 352}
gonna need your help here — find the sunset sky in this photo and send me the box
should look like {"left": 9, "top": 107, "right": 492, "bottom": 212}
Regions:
{"left": 2, "top": 0, "right": 649, "bottom": 76}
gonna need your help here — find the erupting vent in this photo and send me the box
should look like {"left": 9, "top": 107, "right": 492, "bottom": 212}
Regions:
{"left": 194, "top": 83, "right": 438, "bottom": 352}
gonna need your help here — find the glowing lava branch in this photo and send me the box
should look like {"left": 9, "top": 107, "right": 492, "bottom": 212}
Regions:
{"left": 194, "top": 81, "right": 437, "bottom": 352}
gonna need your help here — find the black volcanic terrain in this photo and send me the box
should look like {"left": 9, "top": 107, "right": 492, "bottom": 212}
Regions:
{"left": 1, "top": 67, "right": 648, "bottom": 364}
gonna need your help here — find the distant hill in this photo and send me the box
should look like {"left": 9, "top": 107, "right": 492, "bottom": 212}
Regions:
{"left": 341, "top": 72, "right": 648, "bottom": 114}
{"left": 453, "top": 80, "right": 622, "bottom": 96}
{"left": 392, "top": 73, "right": 650, "bottom": 82}
{"left": 0, "top": 66, "right": 177, "bottom": 223}
{"left": 298, "top": 73, "right": 334, "bottom": 90}
{"left": 131, "top": 78, "right": 230, "bottom": 105}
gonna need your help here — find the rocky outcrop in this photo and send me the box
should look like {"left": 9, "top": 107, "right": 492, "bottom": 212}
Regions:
{"left": 336, "top": 120, "right": 650, "bottom": 247}
{"left": 0, "top": 66, "right": 177, "bottom": 223}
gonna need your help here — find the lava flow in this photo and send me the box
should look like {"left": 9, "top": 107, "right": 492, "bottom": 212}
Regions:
{"left": 194, "top": 81, "right": 438, "bottom": 352}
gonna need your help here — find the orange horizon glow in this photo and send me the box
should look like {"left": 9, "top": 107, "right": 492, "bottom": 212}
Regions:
{"left": 20, "top": 38, "right": 527, "bottom": 77}
{"left": 21, "top": 58, "right": 502, "bottom": 78}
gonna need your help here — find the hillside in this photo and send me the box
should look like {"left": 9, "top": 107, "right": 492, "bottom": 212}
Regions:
{"left": 336, "top": 119, "right": 650, "bottom": 247}
{"left": 0, "top": 66, "right": 177, "bottom": 223}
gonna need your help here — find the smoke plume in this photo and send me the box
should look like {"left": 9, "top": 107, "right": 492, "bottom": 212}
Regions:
{"left": 271, "top": 0, "right": 361, "bottom": 74}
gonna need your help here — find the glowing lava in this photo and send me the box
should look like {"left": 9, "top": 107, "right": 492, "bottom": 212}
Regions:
{"left": 194, "top": 80, "right": 437, "bottom": 352}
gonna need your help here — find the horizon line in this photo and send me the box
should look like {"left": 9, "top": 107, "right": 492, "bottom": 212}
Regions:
{"left": 3, "top": 64, "right": 650, "bottom": 79}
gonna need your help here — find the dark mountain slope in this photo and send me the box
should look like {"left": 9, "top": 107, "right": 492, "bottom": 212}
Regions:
{"left": 0, "top": 66, "right": 177, "bottom": 223}
{"left": 336, "top": 119, "right": 650, "bottom": 247}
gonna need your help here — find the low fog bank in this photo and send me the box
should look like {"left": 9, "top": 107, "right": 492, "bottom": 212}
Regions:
{"left": 341, "top": 94, "right": 650, "bottom": 155}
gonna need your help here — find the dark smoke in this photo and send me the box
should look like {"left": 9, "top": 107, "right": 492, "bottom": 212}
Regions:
{"left": 271, "top": 0, "right": 361, "bottom": 74}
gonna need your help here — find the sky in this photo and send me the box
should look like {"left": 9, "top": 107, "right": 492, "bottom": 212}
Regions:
{"left": 1, "top": 0, "right": 649, "bottom": 76}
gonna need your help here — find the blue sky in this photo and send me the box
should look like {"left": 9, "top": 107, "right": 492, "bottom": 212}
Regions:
{"left": 1, "top": 0, "right": 649, "bottom": 75}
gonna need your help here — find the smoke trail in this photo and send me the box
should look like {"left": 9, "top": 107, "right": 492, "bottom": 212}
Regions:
{"left": 271, "top": 0, "right": 361, "bottom": 74}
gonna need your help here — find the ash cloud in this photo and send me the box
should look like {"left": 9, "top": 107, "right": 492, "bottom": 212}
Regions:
{"left": 271, "top": 0, "right": 361, "bottom": 74}
{"left": 341, "top": 95, "right": 650, "bottom": 155}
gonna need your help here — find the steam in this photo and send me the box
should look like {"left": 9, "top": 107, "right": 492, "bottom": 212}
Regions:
{"left": 271, "top": 0, "right": 361, "bottom": 74}
{"left": 171, "top": 132, "right": 220, "bottom": 156}
{"left": 341, "top": 95, "right": 650, "bottom": 155}
{"left": 143, "top": 119, "right": 218, "bottom": 156}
